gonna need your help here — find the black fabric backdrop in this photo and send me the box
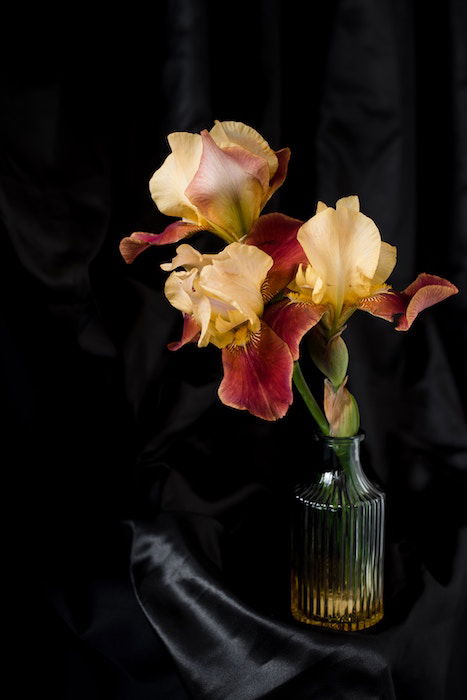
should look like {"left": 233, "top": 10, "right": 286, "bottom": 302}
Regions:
{"left": 2, "top": 1, "right": 467, "bottom": 698}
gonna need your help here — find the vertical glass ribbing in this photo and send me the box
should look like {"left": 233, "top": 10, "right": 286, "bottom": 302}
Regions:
{"left": 291, "top": 435, "right": 385, "bottom": 631}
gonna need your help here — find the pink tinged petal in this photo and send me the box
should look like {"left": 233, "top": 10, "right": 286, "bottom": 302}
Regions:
{"left": 209, "top": 120, "right": 279, "bottom": 179}
{"left": 359, "top": 273, "right": 458, "bottom": 330}
{"left": 119, "top": 222, "right": 205, "bottom": 263}
{"left": 219, "top": 321, "right": 294, "bottom": 421}
{"left": 266, "top": 147, "right": 291, "bottom": 201}
{"left": 397, "top": 273, "right": 459, "bottom": 330}
{"left": 168, "top": 314, "right": 201, "bottom": 351}
{"left": 185, "top": 130, "right": 267, "bottom": 239}
{"left": 263, "top": 299, "right": 326, "bottom": 361}
{"left": 246, "top": 213, "right": 307, "bottom": 300}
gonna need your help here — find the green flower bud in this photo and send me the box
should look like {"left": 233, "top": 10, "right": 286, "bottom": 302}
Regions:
{"left": 307, "top": 327, "right": 349, "bottom": 388}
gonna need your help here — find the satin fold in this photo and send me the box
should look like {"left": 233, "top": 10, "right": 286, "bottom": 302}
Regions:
{"left": 128, "top": 516, "right": 396, "bottom": 700}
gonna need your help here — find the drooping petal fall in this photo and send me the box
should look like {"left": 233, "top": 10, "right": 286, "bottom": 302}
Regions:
{"left": 168, "top": 314, "right": 201, "bottom": 351}
{"left": 219, "top": 322, "right": 294, "bottom": 421}
{"left": 119, "top": 222, "right": 206, "bottom": 263}
{"left": 246, "top": 213, "right": 307, "bottom": 300}
{"left": 359, "top": 273, "right": 459, "bottom": 330}
{"left": 264, "top": 300, "right": 326, "bottom": 361}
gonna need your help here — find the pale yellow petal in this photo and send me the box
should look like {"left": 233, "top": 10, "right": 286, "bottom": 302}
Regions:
{"left": 311, "top": 275, "right": 325, "bottom": 304}
{"left": 373, "top": 241, "right": 397, "bottom": 284}
{"left": 298, "top": 204, "right": 381, "bottom": 313}
{"left": 214, "top": 309, "right": 246, "bottom": 334}
{"left": 192, "top": 294, "right": 213, "bottom": 347}
{"left": 316, "top": 201, "right": 328, "bottom": 213}
{"left": 210, "top": 120, "right": 278, "bottom": 179}
{"left": 160, "top": 243, "right": 206, "bottom": 271}
{"left": 149, "top": 131, "right": 202, "bottom": 220}
{"left": 198, "top": 242, "right": 272, "bottom": 330}
{"left": 336, "top": 195, "right": 360, "bottom": 212}
{"left": 164, "top": 270, "right": 197, "bottom": 314}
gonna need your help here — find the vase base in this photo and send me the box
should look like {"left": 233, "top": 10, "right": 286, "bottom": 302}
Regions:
{"left": 291, "top": 604, "right": 384, "bottom": 632}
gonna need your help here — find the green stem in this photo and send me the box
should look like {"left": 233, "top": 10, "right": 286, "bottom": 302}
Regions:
{"left": 292, "top": 361, "right": 330, "bottom": 436}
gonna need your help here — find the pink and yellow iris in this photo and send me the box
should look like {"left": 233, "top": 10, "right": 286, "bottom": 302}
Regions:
{"left": 119, "top": 121, "right": 290, "bottom": 263}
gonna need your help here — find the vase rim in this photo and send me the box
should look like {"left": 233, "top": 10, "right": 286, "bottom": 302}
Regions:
{"left": 314, "top": 432, "right": 365, "bottom": 445}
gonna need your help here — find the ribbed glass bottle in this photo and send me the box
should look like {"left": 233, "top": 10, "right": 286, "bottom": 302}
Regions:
{"left": 290, "top": 434, "right": 385, "bottom": 631}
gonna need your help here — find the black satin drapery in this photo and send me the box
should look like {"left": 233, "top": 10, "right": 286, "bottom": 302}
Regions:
{"left": 2, "top": 1, "right": 467, "bottom": 698}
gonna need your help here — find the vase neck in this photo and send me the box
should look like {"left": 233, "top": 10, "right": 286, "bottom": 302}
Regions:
{"left": 315, "top": 434, "right": 364, "bottom": 477}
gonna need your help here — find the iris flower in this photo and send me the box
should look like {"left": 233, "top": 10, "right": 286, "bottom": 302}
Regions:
{"left": 265, "top": 196, "right": 458, "bottom": 341}
{"left": 120, "top": 121, "right": 290, "bottom": 263}
{"left": 161, "top": 236, "right": 320, "bottom": 421}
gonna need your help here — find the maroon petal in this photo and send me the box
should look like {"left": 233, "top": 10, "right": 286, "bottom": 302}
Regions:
{"left": 358, "top": 292, "right": 407, "bottom": 323}
{"left": 246, "top": 213, "right": 307, "bottom": 300}
{"left": 264, "top": 299, "right": 326, "bottom": 360}
{"left": 119, "top": 222, "right": 205, "bottom": 263}
{"left": 168, "top": 314, "right": 201, "bottom": 351}
{"left": 360, "top": 273, "right": 458, "bottom": 330}
{"left": 219, "top": 321, "right": 293, "bottom": 421}
{"left": 268, "top": 147, "right": 291, "bottom": 198}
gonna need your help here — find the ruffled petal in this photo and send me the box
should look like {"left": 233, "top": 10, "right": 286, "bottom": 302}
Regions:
{"left": 219, "top": 322, "right": 293, "bottom": 421}
{"left": 119, "top": 222, "right": 205, "bottom": 263}
{"left": 264, "top": 299, "right": 326, "bottom": 360}
{"left": 185, "top": 130, "right": 268, "bottom": 239}
{"left": 168, "top": 314, "right": 201, "bottom": 351}
{"left": 246, "top": 213, "right": 307, "bottom": 300}
{"left": 164, "top": 269, "right": 197, "bottom": 314}
{"left": 359, "top": 273, "right": 458, "bottom": 330}
{"left": 199, "top": 242, "right": 272, "bottom": 331}
{"left": 210, "top": 120, "right": 278, "bottom": 179}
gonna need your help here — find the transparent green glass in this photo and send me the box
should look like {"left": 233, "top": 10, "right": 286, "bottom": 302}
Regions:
{"left": 290, "top": 434, "right": 385, "bottom": 631}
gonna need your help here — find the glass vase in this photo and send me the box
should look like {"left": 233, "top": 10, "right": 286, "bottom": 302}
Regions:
{"left": 290, "top": 434, "right": 385, "bottom": 631}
